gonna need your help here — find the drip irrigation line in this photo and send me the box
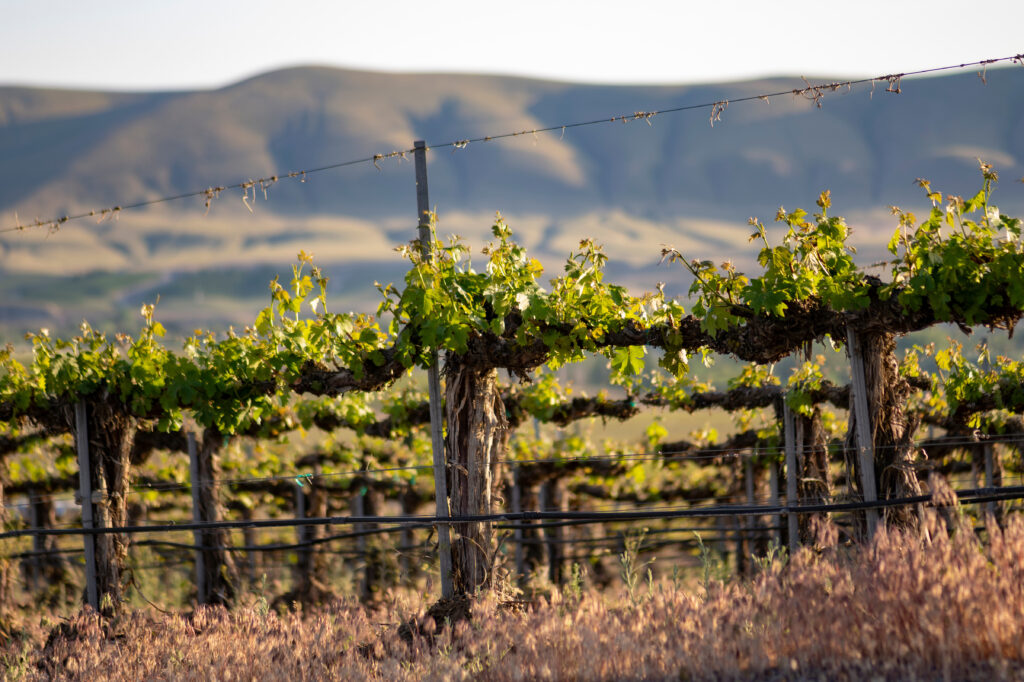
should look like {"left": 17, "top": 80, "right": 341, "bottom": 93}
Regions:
{"left": 130, "top": 462, "right": 434, "bottom": 497}
{"left": 499, "top": 433, "right": 1024, "bottom": 471}
{"left": 3, "top": 429, "right": 1022, "bottom": 512}
{"left": 512, "top": 528, "right": 776, "bottom": 547}
{"left": 121, "top": 440, "right": 777, "bottom": 497}
{"left": 148, "top": 429, "right": 1024, "bottom": 499}
{"left": 127, "top": 541, "right": 438, "bottom": 564}
{"left": 497, "top": 517, "right": 782, "bottom": 532}
{"left": 2, "top": 484, "right": 1020, "bottom": 540}
{"left": 0, "top": 526, "right": 766, "bottom": 561}
{"left": 599, "top": 552, "right": 705, "bottom": 564}
{"left": 0, "top": 494, "right": 80, "bottom": 509}
{"left": 576, "top": 496, "right": 785, "bottom": 513}
{"left": 2, "top": 431, "right": 1020, "bottom": 513}
{"left": 4, "top": 53, "right": 1021, "bottom": 236}
{"left": 2, "top": 547, "right": 85, "bottom": 560}
{"left": 132, "top": 522, "right": 435, "bottom": 553}
{"left": 129, "top": 560, "right": 198, "bottom": 571}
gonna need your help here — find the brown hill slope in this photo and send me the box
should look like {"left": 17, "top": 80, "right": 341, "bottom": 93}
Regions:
{"left": 2, "top": 65, "right": 1022, "bottom": 224}
{"left": 0, "top": 65, "right": 1022, "bottom": 338}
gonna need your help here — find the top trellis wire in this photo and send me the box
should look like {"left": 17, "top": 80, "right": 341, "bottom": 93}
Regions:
{"left": 3, "top": 53, "right": 1022, "bottom": 235}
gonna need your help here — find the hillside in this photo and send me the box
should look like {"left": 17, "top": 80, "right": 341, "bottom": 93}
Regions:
{"left": 0, "top": 65, "right": 1022, "bottom": 338}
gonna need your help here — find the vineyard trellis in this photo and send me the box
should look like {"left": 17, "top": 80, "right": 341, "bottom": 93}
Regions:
{"left": 3, "top": 322, "right": 1024, "bottom": 609}
{"left": 1, "top": 55, "right": 1023, "bottom": 614}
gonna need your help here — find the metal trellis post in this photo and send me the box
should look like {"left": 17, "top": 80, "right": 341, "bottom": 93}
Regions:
{"left": 414, "top": 139, "right": 455, "bottom": 600}
{"left": 74, "top": 400, "right": 99, "bottom": 611}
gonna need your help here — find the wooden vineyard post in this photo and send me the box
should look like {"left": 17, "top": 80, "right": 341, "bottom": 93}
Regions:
{"left": 28, "top": 492, "right": 43, "bottom": 591}
{"left": 414, "top": 139, "right": 454, "bottom": 600}
{"left": 847, "top": 328, "right": 880, "bottom": 539}
{"left": 294, "top": 481, "right": 312, "bottom": 584}
{"left": 744, "top": 456, "right": 756, "bottom": 570}
{"left": 0, "top": 464, "right": 4, "bottom": 606}
{"left": 350, "top": 491, "right": 369, "bottom": 601}
{"left": 240, "top": 506, "right": 257, "bottom": 581}
{"left": 540, "top": 479, "right": 564, "bottom": 585}
{"left": 187, "top": 431, "right": 208, "bottom": 604}
{"left": 511, "top": 464, "right": 525, "bottom": 582}
{"left": 768, "top": 455, "right": 781, "bottom": 547}
{"left": 782, "top": 401, "right": 799, "bottom": 557}
{"left": 399, "top": 487, "right": 419, "bottom": 583}
{"left": 713, "top": 514, "right": 729, "bottom": 562}
{"left": 983, "top": 442, "right": 997, "bottom": 520}
{"left": 74, "top": 400, "right": 99, "bottom": 611}
{"left": 979, "top": 339, "right": 997, "bottom": 519}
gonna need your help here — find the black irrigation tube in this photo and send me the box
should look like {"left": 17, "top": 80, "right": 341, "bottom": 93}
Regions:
{"left": 1, "top": 522, "right": 781, "bottom": 559}
{"left": 131, "top": 524, "right": 436, "bottom": 553}
{"left": 0, "top": 514, "right": 1000, "bottom": 562}
{"left": 4, "top": 542, "right": 440, "bottom": 564}
{"left": 5, "top": 433, "right": 1023, "bottom": 510}
{"left": 2, "top": 485, "right": 1020, "bottom": 541}
{"left": 0, "top": 524, "right": 783, "bottom": 559}
{"left": 497, "top": 518, "right": 784, "bottom": 532}
{"left": 512, "top": 530, "right": 775, "bottom": 547}
{"left": 5, "top": 547, "right": 85, "bottom": 560}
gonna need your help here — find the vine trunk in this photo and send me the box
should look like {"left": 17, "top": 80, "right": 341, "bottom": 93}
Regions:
{"left": 196, "top": 428, "right": 238, "bottom": 606}
{"left": 76, "top": 402, "right": 136, "bottom": 614}
{"left": 444, "top": 362, "right": 509, "bottom": 595}
{"left": 846, "top": 331, "right": 922, "bottom": 531}
{"left": 796, "top": 408, "right": 831, "bottom": 543}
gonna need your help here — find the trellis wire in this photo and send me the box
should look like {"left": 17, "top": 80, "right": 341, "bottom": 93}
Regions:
{"left": 7, "top": 428, "right": 1020, "bottom": 510}
{"left": 2, "top": 484, "right": 1019, "bottom": 542}
{"left": 3, "top": 53, "right": 1022, "bottom": 236}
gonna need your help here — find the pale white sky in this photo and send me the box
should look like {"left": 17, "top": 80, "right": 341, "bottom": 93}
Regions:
{"left": 3, "top": 0, "right": 1023, "bottom": 90}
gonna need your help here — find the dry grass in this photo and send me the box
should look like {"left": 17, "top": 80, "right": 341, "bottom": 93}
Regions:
{"left": 3, "top": 510, "right": 1024, "bottom": 680}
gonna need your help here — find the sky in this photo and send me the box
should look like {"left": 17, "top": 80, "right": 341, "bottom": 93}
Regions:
{"left": 3, "top": 0, "right": 1023, "bottom": 91}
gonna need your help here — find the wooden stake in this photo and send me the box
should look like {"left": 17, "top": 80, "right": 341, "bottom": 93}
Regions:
{"left": 28, "top": 492, "right": 42, "bottom": 591}
{"left": 984, "top": 442, "right": 996, "bottom": 519}
{"left": 187, "top": 431, "right": 208, "bottom": 604}
{"left": 511, "top": 465, "right": 525, "bottom": 582}
{"left": 74, "top": 400, "right": 99, "bottom": 611}
{"left": 294, "top": 481, "right": 311, "bottom": 576}
{"left": 351, "top": 491, "right": 368, "bottom": 600}
{"left": 399, "top": 489, "right": 418, "bottom": 582}
{"left": 744, "top": 456, "right": 755, "bottom": 570}
{"left": 846, "top": 328, "right": 880, "bottom": 538}
{"left": 540, "top": 480, "right": 563, "bottom": 585}
{"left": 241, "top": 506, "right": 257, "bottom": 580}
{"left": 768, "top": 456, "right": 781, "bottom": 547}
{"left": 414, "top": 139, "right": 454, "bottom": 600}
{"left": 783, "top": 401, "right": 799, "bottom": 556}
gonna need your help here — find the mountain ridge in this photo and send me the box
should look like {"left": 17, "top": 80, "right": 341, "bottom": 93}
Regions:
{"left": 0, "top": 64, "right": 1022, "bottom": 337}
{"left": 3, "top": 64, "right": 1022, "bottom": 226}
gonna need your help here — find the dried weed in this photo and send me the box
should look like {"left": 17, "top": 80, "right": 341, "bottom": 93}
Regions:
{"left": 3, "top": 513, "right": 1024, "bottom": 680}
